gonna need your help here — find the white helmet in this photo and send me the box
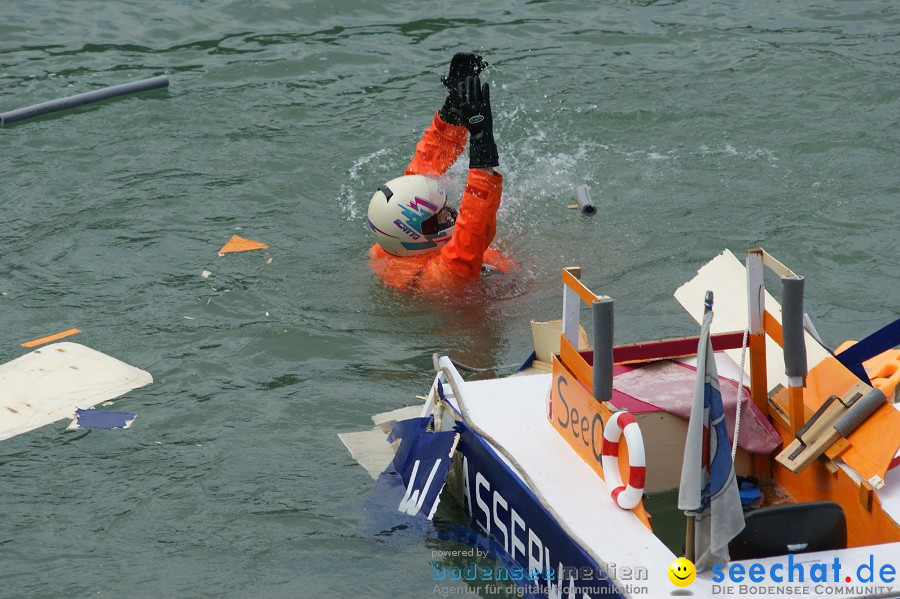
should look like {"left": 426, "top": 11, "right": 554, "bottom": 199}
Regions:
{"left": 367, "top": 174, "right": 457, "bottom": 257}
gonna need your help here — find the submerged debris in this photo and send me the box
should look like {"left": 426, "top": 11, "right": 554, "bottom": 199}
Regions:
{"left": 67, "top": 408, "right": 137, "bottom": 430}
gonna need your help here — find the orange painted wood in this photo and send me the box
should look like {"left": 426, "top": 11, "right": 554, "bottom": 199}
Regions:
{"left": 560, "top": 335, "right": 593, "bottom": 390}
{"left": 771, "top": 420, "right": 900, "bottom": 547}
{"left": 561, "top": 268, "right": 600, "bottom": 306}
{"left": 788, "top": 385, "right": 806, "bottom": 434}
{"left": 549, "top": 354, "right": 652, "bottom": 529}
{"left": 764, "top": 310, "right": 783, "bottom": 347}
{"left": 749, "top": 333, "right": 769, "bottom": 418}
{"left": 21, "top": 328, "right": 80, "bottom": 348}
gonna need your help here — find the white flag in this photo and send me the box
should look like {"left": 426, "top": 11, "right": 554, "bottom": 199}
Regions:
{"left": 678, "top": 298, "right": 745, "bottom": 571}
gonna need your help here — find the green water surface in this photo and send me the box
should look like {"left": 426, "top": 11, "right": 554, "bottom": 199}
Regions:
{"left": 1, "top": 1, "right": 897, "bottom": 597}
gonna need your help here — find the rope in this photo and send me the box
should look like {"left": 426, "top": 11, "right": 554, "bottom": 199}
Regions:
{"left": 731, "top": 329, "right": 749, "bottom": 461}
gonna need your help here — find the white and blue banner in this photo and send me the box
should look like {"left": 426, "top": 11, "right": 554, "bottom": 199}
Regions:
{"left": 366, "top": 416, "right": 627, "bottom": 597}
{"left": 454, "top": 420, "right": 624, "bottom": 599}
{"left": 366, "top": 417, "right": 457, "bottom": 525}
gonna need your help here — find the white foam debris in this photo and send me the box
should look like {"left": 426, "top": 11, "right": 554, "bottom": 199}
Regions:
{"left": 0, "top": 342, "right": 152, "bottom": 441}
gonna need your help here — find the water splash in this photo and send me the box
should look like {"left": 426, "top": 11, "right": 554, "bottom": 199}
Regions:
{"left": 339, "top": 147, "right": 401, "bottom": 220}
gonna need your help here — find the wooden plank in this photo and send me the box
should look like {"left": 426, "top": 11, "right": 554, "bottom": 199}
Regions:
{"left": 788, "top": 385, "right": 806, "bottom": 434}
{"left": 531, "top": 320, "right": 589, "bottom": 363}
{"left": 674, "top": 248, "right": 831, "bottom": 393}
{"left": 339, "top": 429, "right": 394, "bottom": 480}
{"left": 774, "top": 381, "right": 870, "bottom": 473}
{"left": 759, "top": 248, "right": 798, "bottom": 278}
{"left": 764, "top": 310, "right": 783, "bottom": 347}
{"left": 560, "top": 336, "right": 593, "bottom": 390}
{"left": 767, "top": 395, "right": 791, "bottom": 433}
{"left": 750, "top": 333, "right": 769, "bottom": 419}
{"left": 1, "top": 342, "right": 152, "bottom": 441}
{"left": 562, "top": 285, "right": 580, "bottom": 347}
{"left": 773, "top": 448, "right": 900, "bottom": 547}
{"left": 21, "top": 328, "right": 80, "bottom": 348}
{"left": 746, "top": 249, "right": 765, "bottom": 334}
{"left": 562, "top": 268, "right": 600, "bottom": 306}
{"left": 549, "top": 354, "right": 653, "bottom": 528}
{"left": 825, "top": 437, "right": 851, "bottom": 460}
{"left": 859, "top": 480, "right": 874, "bottom": 512}
{"left": 841, "top": 402, "right": 900, "bottom": 487}
{"left": 563, "top": 266, "right": 582, "bottom": 279}
{"left": 611, "top": 331, "right": 746, "bottom": 364}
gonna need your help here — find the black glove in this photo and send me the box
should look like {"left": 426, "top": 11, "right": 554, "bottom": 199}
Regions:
{"left": 438, "top": 53, "right": 488, "bottom": 126}
{"left": 454, "top": 75, "right": 499, "bottom": 169}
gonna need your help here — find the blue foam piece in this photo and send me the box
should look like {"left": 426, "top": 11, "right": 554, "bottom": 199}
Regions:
{"left": 738, "top": 479, "right": 762, "bottom": 506}
{"left": 72, "top": 409, "right": 136, "bottom": 430}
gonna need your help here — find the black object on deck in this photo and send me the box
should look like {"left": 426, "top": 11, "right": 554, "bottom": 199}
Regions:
{"left": 728, "top": 501, "right": 847, "bottom": 560}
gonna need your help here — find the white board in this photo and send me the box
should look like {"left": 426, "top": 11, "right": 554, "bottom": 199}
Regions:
{"left": 0, "top": 342, "right": 152, "bottom": 441}
{"left": 674, "top": 249, "right": 831, "bottom": 392}
{"left": 338, "top": 430, "right": 395, "bottom": 480}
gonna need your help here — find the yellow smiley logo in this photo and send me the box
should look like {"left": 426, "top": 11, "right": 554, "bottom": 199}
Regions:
{"left": 667, "top": 557, "right": 696, "bottom": 587}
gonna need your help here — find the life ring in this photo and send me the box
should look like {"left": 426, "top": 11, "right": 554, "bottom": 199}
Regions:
{"left": 601, "top": 411, "right": 646, "bottom": 510}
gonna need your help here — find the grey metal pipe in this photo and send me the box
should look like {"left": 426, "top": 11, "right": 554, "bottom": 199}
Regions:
{"left": 781, "top": 276, "right": 808, "bottom": 378}
{"left": 1, "top": 75, "right": 169, "bottom": 125}
{"left": 574, "top": 185, "right": 597, "bottom": 215}
{"left": 592, "top": 297, "right": 614, "bottom": 402}
{"left": 834, "top": 387, "right": 886, "bottom": 437}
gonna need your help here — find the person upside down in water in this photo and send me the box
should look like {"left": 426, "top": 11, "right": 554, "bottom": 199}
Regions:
{"left": 366, "top": 53, "right": 513, "bottom": 292}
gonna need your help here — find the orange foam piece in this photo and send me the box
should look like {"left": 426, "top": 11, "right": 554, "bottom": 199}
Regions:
{"left": 21, "top": 328, "right": 81, "bottom": 348}
{"left": 218, "top": 234, "right": 268, "bottom": 254}
{"left": 836, "top": 340, "right": 900, "bottom": 400}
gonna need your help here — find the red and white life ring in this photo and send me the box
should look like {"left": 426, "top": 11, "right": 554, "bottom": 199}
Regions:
{"left": 601, "top": 411, "right": 646, "bottom": 510}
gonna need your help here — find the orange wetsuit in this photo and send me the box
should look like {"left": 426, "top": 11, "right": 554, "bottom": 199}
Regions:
{"left": 369, "top": 111, "right": 509, "bottom": 291}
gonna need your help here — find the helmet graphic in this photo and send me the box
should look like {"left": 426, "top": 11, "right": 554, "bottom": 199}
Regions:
{"left": 367, "top": 174, "right": 457, "bottom": 257}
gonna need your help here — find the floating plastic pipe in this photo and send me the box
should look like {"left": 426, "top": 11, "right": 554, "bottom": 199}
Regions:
{"left": 781, "top": 276, "right": 807, "bottom": 379}
{"left": 574, "top": 185, "right": 597, "bottom": 215}
{"left": 834, "top": 387, "right": 886, "bottom": 437}
{"left": 592, "top": 297, "right": 614, "bottom": 402}
{"left": 0, "top": 75, "right": 169, "bottom": 125}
